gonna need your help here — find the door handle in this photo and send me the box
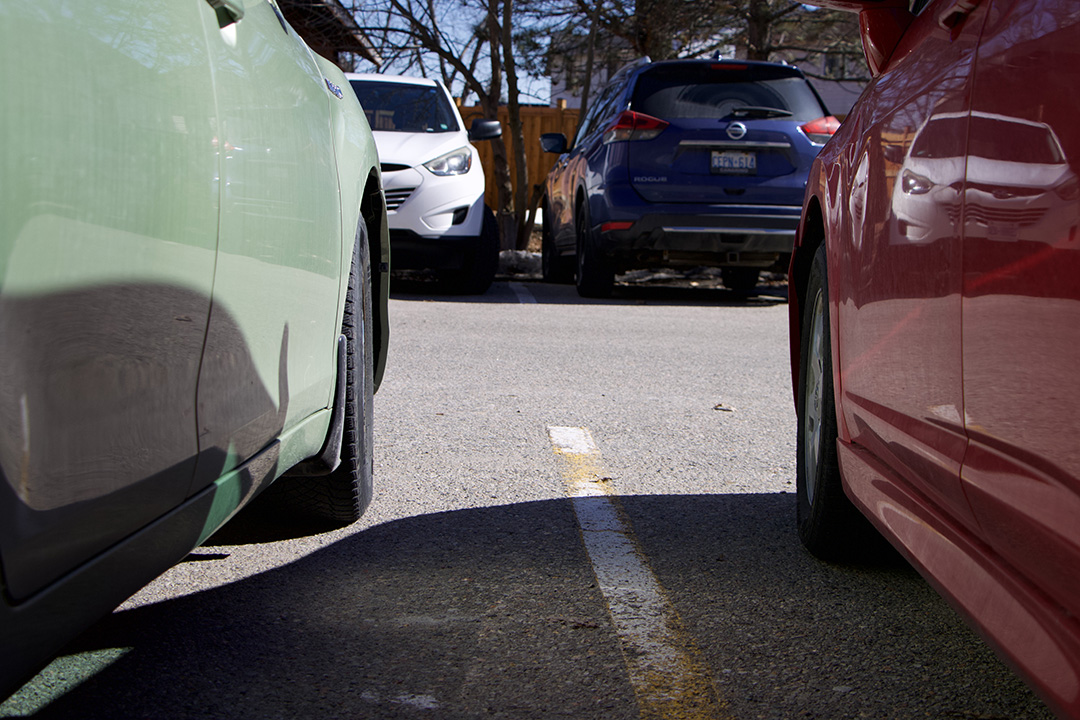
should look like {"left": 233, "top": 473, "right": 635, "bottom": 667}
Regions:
{"left": 206, "top": 0, "right": 245, "bottom": 24}
{"left": 938, "top": 0, "right": 980, "bottom": 32}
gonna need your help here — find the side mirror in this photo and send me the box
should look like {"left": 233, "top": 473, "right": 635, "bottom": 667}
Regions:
{"left": 540, "top": 133, "right": 568, "bottom": 155}
{"left": 468, "top": 119, "right": 502, "bottom": 142}
{"left": 883, "top": 143, "right": 906, "bottom": 164}
{"left": 796, "top": 0, "right": 914, "bottom": 77}
{"left": 860, "top": 6, "right": 916, "bottom": 76}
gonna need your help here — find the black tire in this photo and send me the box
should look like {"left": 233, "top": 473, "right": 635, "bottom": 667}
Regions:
{"left": 272, "top": 224, "right": 374, "bottom": 525}
{"left": 444, "top": 204, "right": 499, "bottom": 294}
{"left": 721, "top": 267, "right": 760, "bottom": 296}
{"left": 541, "top": 199, "right": 573, "bottom": 283}
{"left": 574, "top": 202, "right": 614, "bottom": 298}
{"left": 796, "top": 244, "right": 877, "bottom": 560}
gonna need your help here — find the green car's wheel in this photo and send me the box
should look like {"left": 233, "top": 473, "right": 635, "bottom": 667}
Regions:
{"left": 796, "top": 244, "right": 876, "bottom": 559}
{"left": 274, "top": 223, "right": 374, "bottom": 525}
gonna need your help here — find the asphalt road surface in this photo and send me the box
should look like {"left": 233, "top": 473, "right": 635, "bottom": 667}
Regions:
{"left": 2, "top": 277, "right": 1054, "bottom": 720}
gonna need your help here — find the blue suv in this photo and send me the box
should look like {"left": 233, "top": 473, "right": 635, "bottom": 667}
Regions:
{"left": 540, "top": 58, "right": 838, "bottom": 297}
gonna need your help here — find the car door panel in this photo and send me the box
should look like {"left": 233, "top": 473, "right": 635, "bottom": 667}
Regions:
{"left": 833, "top": 0, "right": 987, "bottom": 532}
{"left": 960, "top": 0, "right": 1080, "bottom": 623}
{"left": 192, "top": 0, "right": 343, "bottom": 490}
{"left": 0, "top": 2, "right": 218, "bottom": 599}
{"left": 550, "top": 141, "right": 587, "bottom": 247}
{"left": 556, "top": 83, "right": 620, "bottom": 245}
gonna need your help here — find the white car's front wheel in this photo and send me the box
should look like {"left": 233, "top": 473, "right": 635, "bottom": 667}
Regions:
{"left": 443, "top": 204, "right": 499, "bottom": 295}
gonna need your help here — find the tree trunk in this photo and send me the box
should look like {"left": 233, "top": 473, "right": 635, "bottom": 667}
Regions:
{"left": 579, "top": 0, "right": 600, "bottom": 124}
{"left": 502, "top": 0, "right": 529, "bottom": 250}
{"left": 745, "top": 0, "right": 773, "bottom": 61}
{"left": 633, "top": 0, "right": 676, "bottom": 60}
{"left": 485, "top": 0, "right": 514, "bottom": 250}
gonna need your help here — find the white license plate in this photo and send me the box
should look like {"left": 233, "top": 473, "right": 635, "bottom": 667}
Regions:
{"left": 711, "top": 150, "right": 757, "bottom": 175}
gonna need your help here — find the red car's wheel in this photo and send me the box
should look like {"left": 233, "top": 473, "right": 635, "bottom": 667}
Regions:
{"left": 796, "top": 244, "right": 878, "bottom": 560}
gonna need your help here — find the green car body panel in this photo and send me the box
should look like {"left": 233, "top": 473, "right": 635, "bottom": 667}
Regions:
{"left": 0, "top": 0, "right": 389, "bottom": 696}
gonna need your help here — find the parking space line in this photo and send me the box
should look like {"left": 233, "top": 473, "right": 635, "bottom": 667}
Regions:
{"left": 547, "top": 426, "right": 730, "bottom": 720}
{"left": 508, "top": 282, "right": 537, "bottom": 304}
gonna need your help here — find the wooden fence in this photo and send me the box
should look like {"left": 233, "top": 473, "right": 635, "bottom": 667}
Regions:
{"left": 459, "top": 104, "right": 581, "bottom": 214}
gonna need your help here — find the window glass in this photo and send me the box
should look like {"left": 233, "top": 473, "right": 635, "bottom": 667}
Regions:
{"left": 968, "top": 116, "right": 1064, "bottom": 164}
{"left": 573, "top": 96, "right": 602, "bottom": 143}
{"left": 575, "top": 82, "right": 621, "bottom": 143}
{"left": 911, "top": 115, "right": 968, "bottom": 159}
{"left": 348, "top": 80, "right": 459, "bottom": 133}
{"left": 631, "top": 64, "right": 827, "bottom": 122}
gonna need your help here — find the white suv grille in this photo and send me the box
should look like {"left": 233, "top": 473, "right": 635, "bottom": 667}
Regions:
{"left": 385, "top": 188, "right": 416, "bottom": 211}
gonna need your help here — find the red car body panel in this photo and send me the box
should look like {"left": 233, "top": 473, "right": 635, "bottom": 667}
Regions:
{"left": 789, "top": 0, "right": 1080, "bottom": 715}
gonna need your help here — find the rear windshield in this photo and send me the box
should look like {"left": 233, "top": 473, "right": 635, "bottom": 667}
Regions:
{"left": 349, "top": 80, "right": 460, "bottom": 133}
{"left": 630, "top": 64, "right": 826, "bottom": 122}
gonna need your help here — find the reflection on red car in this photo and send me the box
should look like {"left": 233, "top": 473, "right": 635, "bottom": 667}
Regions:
{"left": 788, "top": 0, "right": 1080, "bottom": 716}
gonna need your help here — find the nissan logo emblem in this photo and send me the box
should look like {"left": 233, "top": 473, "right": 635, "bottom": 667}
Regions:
{"left": 726, "top": 122, "right": 748, "bottom": 140}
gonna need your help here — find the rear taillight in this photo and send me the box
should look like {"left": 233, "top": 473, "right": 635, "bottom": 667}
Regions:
{"left": 602, "top": 111, "right": 669, "bottom": 144}
{"left": 800, "top": 116, "right": 841, "bottom": 145}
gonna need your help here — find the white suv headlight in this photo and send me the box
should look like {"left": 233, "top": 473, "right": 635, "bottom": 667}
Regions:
{"left": 423, "top": 147, "right": 472, "bottom": 176}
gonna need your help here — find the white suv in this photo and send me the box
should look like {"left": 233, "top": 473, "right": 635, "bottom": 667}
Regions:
{"left": 347, "top": 73, "right": 502, "bottom": 293}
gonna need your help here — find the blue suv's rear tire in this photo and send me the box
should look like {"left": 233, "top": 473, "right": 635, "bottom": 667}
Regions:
{"left": 575, "top": 204, "right": 614, "bottom": 298}
{"left": 541, "top": 199, "right": 574, "bottom": 284}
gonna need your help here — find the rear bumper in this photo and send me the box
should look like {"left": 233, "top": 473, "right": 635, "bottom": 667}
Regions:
{"left": 596, "top": 207, "right": 800, "bottom": 270}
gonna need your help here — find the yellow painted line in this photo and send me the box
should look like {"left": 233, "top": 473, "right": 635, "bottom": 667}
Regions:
{"left": 547, "top": 426, "right": 731, "bottom": 720}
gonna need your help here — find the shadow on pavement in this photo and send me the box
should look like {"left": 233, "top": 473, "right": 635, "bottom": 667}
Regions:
{"left": 12, "top": 494, "right": 1050, "bottom": 720}
{"left": 391, "top": 275, "right": 788, "bottom": 308}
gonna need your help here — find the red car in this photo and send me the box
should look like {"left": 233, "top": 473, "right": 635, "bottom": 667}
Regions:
{"left": 788, "top": 0, "right": 1080, "bottom": 716}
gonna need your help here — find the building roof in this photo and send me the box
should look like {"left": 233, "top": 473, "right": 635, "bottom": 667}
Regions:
{"left": 278, "top": 0, "right": 382, "bottom": 69}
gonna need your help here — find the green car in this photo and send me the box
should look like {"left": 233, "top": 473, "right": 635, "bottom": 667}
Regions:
{"left": 0, "top": 0, "right": 390, "bottom": 696}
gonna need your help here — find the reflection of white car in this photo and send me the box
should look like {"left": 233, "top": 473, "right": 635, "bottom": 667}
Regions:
{"left": 346, "top": 73, "right": 502, "bottom": 293}
{"left": 894, "top": 111, "right": 1078, "bottom": 245}
{"left": 891, "top": 111, "right": 968, "bottom": 244}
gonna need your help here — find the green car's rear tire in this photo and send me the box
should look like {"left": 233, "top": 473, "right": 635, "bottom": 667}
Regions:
{"left": 273, "top": 224, "right": 374, "bottom": 525}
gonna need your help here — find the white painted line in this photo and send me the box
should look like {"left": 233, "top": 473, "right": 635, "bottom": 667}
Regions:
{"left": 548, "top": 425, "right": 599, "bottom": 455}
{"left": 547, "top": 426, "right": 729, "bottom": 720}
{"left": 508, "top": 282, "right": 537, "bottom": 304}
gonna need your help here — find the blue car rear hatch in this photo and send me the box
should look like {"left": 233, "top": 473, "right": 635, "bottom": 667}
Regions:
{"left": 624, "top": 62, "right": 831, "bottom": 208}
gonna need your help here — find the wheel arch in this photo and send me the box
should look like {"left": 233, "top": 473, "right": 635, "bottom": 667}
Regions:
{"left": 789, "top": 196, "right": 825, "bottom": 409}
{"left": 575, "top": 186, "right": 589, "bottom": 224}
{"left": 360, "top": 169, "right": 390, "bottom": 392}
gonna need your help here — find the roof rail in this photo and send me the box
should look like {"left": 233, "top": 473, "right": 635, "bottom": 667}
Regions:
{"left": 610, "top": 56, "right": 652, "bottom": 82}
